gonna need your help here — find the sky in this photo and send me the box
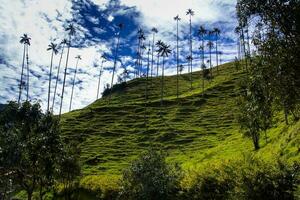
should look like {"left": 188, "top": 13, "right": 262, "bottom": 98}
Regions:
{"left": 0, "top": 0, "right": 238, "bottom": 113}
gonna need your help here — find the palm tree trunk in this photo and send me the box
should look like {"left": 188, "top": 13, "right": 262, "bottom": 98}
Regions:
{"left": 96, "top": 60, "right": 104, "bottom": 99}
{"left": 69, "top": 58, "right": 80, "bottom": 111}
{"left": 151, "top": 33, "right": 155, "bottom": 78}
{"left": 18, "top": 44, "right": 26, "bottom": 104}
{"left": 59, "top": 37, "right": 71, "bottom": 117}
{"left": 216, "top": 35, "right": 219, "bottom": 74}
{"left": 176, "top": 20, "right": 179, "bottom": 98}
{"left": 47, "top": 50, "right": 54, "bottom": 112}
{"left": 110, "top": 33, "right": 121, "bottom": 89}
{"left": 26, "top": 45, "right": 29, "bottom": 101}
{"left": 161, "top": 56, "right": 165, "bottom": 106}
{"left": 156, "top": 55, "right": 160, "bottom": 77}
{"left": 202, "top": 38, "right": 205, "bottom": 96}
{"left": 52, "top": 43, "right": 65, "bottom": 112}
{"left": 209, "top": 46, "right": 212, "bottom": 78}
{"left": 189, "top": 15, "right": 193, "bottom": 89}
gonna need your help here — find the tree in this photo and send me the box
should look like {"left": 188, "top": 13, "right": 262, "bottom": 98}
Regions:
{"left": 52, "top": 39, "right": 67, "bottom": 112}
{"left": 0, "top": 101, "right": 65, "bottom": 200}
{"left": 151, "top": 27, "right": 158, "bottom": 78}
{"left": 69, "top": 55, "right": 82, "bottom": 111}
{"left": 18, "top": 34, "right": 31, "bottom": 104}
{"left": 213, "top": 28, "right": 221, "bottom": 74}
{"left": 207, "top": 38, "right": 214, "bottom": 78}
{"left": 158, "top": 42, "right": 171, "bottom": 106}
{"left": 186, "top": 9, "right": 194, "bottom": 90}
{"left": 198, "top": 26, "right": 207, "bottom": 68}
{"left": 59, "top": 23, "right": 76, "bottom": 117}
{"left": 174, "top": 15, "right": 181, "bottom": 98}
{"left": 47, "top": 42, "right": 58, "bottom": 112}
{"left": 110, "top": 23, "right": 124, "bottom": 90}
{"left": 155, "top": 40, "right": 163, "bottom": 77}
{"left": 97, "top": 54, "right": 106, "bottom": 100}
{"left": 120, "top": 149, "right": 181, "bottom": 200}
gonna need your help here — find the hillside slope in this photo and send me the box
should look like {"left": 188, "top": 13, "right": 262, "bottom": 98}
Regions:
{"left": 61, "top": 62, "right": 300, "bottom": 176}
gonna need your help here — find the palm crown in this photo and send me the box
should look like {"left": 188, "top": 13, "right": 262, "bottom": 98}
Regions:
{"left": 47, "top": 42, "right": 58, "bottom": 54}
{"left": 198, "top": 26, "right": 207, "bottom": 36}
{"left": 174, "top": 15, "right": 181, "bottom": 21}
{"left": 20, "top": 34, "right": 31, "bottom": 45}
{"left": 151, "top": 27, "right": 158, "bottom": 33}
{"left": 186, "top": 9, "right": 194, "bottom": 16}
{"left": 66, "top": 23, "right": 76, "bottom": 36}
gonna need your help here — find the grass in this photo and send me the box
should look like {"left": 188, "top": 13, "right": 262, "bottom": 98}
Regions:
{"left": 61, "top": 62, "right": 300, "bottom": 179}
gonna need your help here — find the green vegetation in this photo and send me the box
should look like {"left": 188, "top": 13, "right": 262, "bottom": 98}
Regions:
{"left": 61, "top": 62, "right": 299, "bottom": 191}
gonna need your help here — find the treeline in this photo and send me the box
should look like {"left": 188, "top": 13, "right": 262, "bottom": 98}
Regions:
{"left": 235, "top": 0, "right": 300, "bottom": 150}
{"left": 0, "top": 101, "right": 80, "bottom": 200}
{"left": 61, "top": 149, "right": 299, "bottom": 200}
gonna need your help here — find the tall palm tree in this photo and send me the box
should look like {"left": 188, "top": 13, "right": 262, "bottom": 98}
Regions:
{"left": 110, "top": 23, "right": 124, "bottom": 89}
{"left": 174, "top": 15, "right": 181, "bottom": 98}
{"left": 198, "top": 26, "right": 207, "bottom": 72}
{"left": 46, "top": 42, "right": 58, "bottom": 112}
{"left": 97, "top": 54, "right": 106, "bottom": 99}
{"left": 52, "top": 39, "right": 67, "bottom": 112}
{"left": 159, "top": 42, "right": 172, "bottom": 105}
{"left": 69, "top": 55, "right": 81, "bottom": 111}
{"left": 207, "top": 39, "right": 214, "bottom": 77}
{"left": 213, "top": 28, "right": 221, "bottom": 73}
{"left": 18, "top": 34, "right": 31, "bottom": 104}
{"left": 186, "top": 8, "right": 194, "bottom": 89}
{"left": 155, "top": 40, "right": 163, "bottom": 77}
{"left": 137, "top": 29, "right": 145, "bottom": 77}
{"left": 59, "top": 23, "right": 76, "bottom": 117}
{"left": 151, "top": 28, "right": 158, "bottom": 78}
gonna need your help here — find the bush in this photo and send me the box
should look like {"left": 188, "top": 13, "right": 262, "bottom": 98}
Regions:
{"left": 102, "top": 82, "right": 127, "bottom": 97}
{"left": 119, "top": 149, "right": 181, "bottom": 200}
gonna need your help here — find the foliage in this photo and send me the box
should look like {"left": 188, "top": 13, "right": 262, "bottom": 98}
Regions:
{"left": 102, "top": 82, "right": 127, "bottom": 97}
{"left": 119, "top": 149, "right": 181, "bottom": 200}
{"left": 0, "top": 101, "right": 80, "bottom": 200}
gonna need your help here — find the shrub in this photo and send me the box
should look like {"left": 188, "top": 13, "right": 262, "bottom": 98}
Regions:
{"left": 119, "top": 149, "right": 181, "bottom": 200}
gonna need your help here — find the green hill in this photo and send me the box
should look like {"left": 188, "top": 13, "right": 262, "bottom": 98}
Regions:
{"left": 61, "top": 62, "right": 300, "bottom": 178}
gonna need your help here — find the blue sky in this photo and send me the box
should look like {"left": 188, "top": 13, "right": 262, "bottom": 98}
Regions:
{"left": 0, "top": 0, "right": 238, "bottom": 113}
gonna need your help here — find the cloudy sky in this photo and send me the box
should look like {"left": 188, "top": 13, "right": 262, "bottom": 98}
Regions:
{"left": 0, "top": 0, "right": 238, "bottom": 113}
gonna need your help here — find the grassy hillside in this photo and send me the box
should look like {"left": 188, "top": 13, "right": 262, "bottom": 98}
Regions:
{"left": 61, "top": 62, "right": 300, "bottom": 177}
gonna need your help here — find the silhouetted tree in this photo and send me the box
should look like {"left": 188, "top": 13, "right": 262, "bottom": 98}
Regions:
{"left": 186, "top": 9, "right": 194, "bottom": 89}
{"left": 47, "top": 42, "right": 58, "bottom": 112}
{"left": 213, "top": 28, "right": 221, "bottom": 73}
{"left": 52, "top": 39, "right": 67, "bottom": 112}
{"left": 69, "top": 55, "right": 81, "bottom": 111}
{"left": 59, "top": 23, "right": 76, "bottom": 117}
{"left": 174, "top": 15, "right": 181, "bottom": 98}
{"left": 151, "top": 28, "right": 158, "bottom": 78}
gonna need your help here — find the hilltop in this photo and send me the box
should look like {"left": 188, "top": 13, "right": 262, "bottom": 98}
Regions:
{"left": 60, "top": 62, "right": 299, "bottom": 178}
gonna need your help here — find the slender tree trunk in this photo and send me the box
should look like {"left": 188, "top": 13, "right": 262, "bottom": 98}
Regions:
{"left": 96, "top": 60, "right": 104, "bottom": 99}
{"left": 216, "top": 34, "right": 219, "bottom": 74}
{"left": 284, "top": 105, "right": 289, "bottom": 125}
{"left": 26, "top": 45, "right": 29, "bottom": 101}
{"left": 47, "top": 50, "right": 54, "bottom": 112}
{"left": 161, "top": 56, "right": 165, "bottom": 106}
{"left": 156, "top": 55, "right": 160, "bottom": 77}
{"left": 59, "top": 36, "right": 71, "bottom": 117}
{"left": 151, "top": 33, "right": 155, "bottom": 78}
{"left": 189, "top": 15, "right": 193, "bottom": 89}
{"left": 69, "top": 58, "right": 80, "bottom": 111}
{"left": 176, "top": 20, "right": 179, "bottom": 98}
{"left": 202, "top": 37, "right": 205, "bottom": 96}
{"left": 209, "top": 45, "right": 212, "bottom": 78}
{"left": 18, "top": 44, "right": 26, "bottom": 104}
{"left": 52, "top": 43, "right": 65, "bottom": 112}
{"left": 27, "top": 190, "right": 33, "bottom": 200}
{"left": 110, "top": 33, "right": 121, "bottom": 90}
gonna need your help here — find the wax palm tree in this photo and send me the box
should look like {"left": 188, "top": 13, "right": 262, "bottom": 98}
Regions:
{"left": 18, "top": 34, "right": 31, "bottom": 104}
{"left": 198, "top": 26, "right": 207, "bottom": 67}
{"left": 213, "top": 28, "right": 221, "bottom": 73}
{"left": 155, "top": 40, "right": 163, "bottom": 77}
{"left": 207, "top": 40, "right": 214, "bottom": 77}
{"left": 159, "top": 42, "right": 171, "bottom": 105}
{"left": 52, "top": 39, "right": 67, "bottom": 112}
{"left": 97, "top": 54, "right": 106, "bottom": 99}
{"left": 151, "top": 28, "right": 158, "bottom": 78}
{"left": 137, "top": 29, "right": 145, "bottom": 77}
{"left": 186, "top": 8, "right": 194, "bottom": 89}
{"left": 59, "top": 23, "right": 76, "bottom": 117}
{"left": 46, "top": 42, "right": 58, "bottom": 112}
{"left": 69, "top": 55, "right": 81, "bottom": 111}
{"left": 174, "top": 15, "right": 181, "bottom": 98}
{"left": 111, "top": 23, "right": 124, "bottom": 89}
{"left": 234, "top": 26, "right": 241, "bottom": 60}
